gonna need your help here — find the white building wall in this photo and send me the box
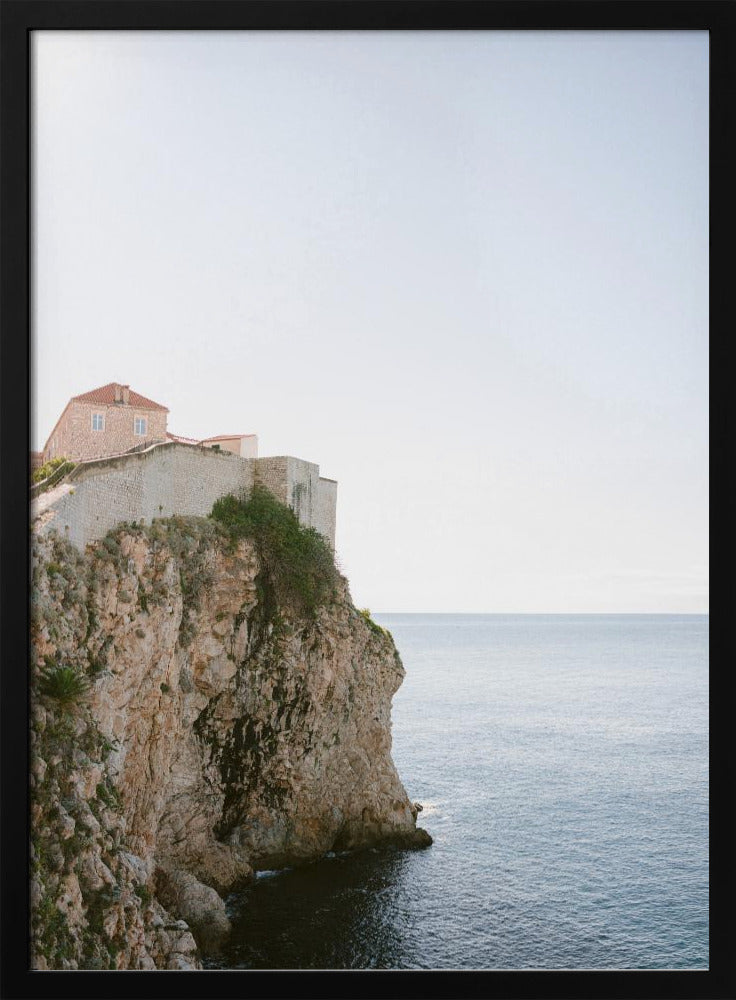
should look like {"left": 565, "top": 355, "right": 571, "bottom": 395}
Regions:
{"left": 239, "top": 436, "right": 258, "bottom": 459}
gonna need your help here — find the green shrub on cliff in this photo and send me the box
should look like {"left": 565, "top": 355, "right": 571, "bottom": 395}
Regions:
{"left": 211, "top": 488, "right": 340, "bottom": 618}
{"left": 358, "top": 607, "right": 391, "bottom": 639}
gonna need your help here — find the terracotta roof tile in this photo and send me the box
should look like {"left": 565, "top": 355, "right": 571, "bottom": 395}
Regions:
{"left": 199, "top": 434, "right": 255, "bottom": 442}
{"left": 73, "top": 383, "right": 169, "bottom": 412}
{"left": 166, "top": 431, "right": 199, "bottom": 444}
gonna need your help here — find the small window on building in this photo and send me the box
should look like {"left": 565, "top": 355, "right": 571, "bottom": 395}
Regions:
{"left": 92, "top": 413, "right": 104, "bottom": 431}
{"left": 134, "top": 417, "right": 147, "bottom": 436}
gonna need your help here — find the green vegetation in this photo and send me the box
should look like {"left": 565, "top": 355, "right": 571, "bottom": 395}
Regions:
{"left": 102, "top": 535, "right": 121, "bottom": 557}
{"left": 95, "top": 779, "right": 121, "bottom": 811}
{"left": 29, "top": 536, "right": 138, "bottom": 969}
{"left": 210, "top": 487, "right": 341, "bottom": 618}
{"left": 32, "top": 456, "right": 75, "bottom": 485}
{"left": 358, "top": 607, "right": 391, "bottom": 639}
{"left": 34, "top": 892, "right": 77, "bottom": 965}
{"left": 38, "top": 663, "right": 90, "bottom": 706}
{"left": 134, "top": 884, "right": 151, "bottom": 906}
{"left": 142, "top": 515, "right": 221, "bottom": 644}
{"left": 30, "top": 678, "right": 126, "bottom": 969}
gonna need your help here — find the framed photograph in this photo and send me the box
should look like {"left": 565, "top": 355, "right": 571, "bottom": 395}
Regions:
{"left": 1, "top": 2, "right": 732, "bottom": 997}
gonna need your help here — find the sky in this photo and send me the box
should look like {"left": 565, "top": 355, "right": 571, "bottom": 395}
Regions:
{"left": 32, "top": 30, "right": 708, "bottom": 613}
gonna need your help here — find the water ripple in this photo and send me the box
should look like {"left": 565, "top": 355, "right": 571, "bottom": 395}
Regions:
{"left": 210, "top": 615, "right": 708, "bottom": 970}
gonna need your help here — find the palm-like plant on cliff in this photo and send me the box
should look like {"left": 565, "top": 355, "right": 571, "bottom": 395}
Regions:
{"left": 38, "top": 663, "right": 91, "bottom": 706}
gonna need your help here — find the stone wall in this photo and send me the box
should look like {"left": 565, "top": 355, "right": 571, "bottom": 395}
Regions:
{"left": 315, "top": 478, "right": 338, "bottom": 548}
{"left": 33, "top": 443, "right": 253, "bottom": 550}
{"left": 251, "top": 456, "right": 291, "bottom": 506}
{"left": 32, "top": 443, "right": 337, "bottom": 551}
{"left": 253, "top": 456, "right": 337, "bottom": 549}
{"left": 254, "top": 456, "right": 315, "bottom": 522}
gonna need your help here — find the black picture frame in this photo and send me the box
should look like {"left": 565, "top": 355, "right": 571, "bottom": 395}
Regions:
{"left": 1, "top": 3, "right": 733, "bottom": 998}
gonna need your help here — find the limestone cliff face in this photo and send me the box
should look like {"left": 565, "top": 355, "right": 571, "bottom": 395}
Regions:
{"left": 30, "top": 517, "right": 430, "bottom": 970}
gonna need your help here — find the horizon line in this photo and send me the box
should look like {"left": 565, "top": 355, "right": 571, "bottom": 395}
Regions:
{"left": 371, "top": 610, "right": 710, "bottom": 616}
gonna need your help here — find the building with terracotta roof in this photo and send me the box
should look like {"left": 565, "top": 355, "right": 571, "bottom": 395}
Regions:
{"left": 166, "top": 431, "right": 257, "bottom": 457}
{"left": 42, "top": 383, "right": 170, "bottom": 463}
{"left": 35, "top": 382, "right": 335, "bottom": 548}
{"left": 43, "top": 382, "right": 260, "bottom": 465}
{"left": 197, "top": 434, "right": 258, "bottom": 459}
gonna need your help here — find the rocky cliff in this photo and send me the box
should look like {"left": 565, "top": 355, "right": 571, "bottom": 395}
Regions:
{"left": 30, "top": 502, "right": 430, "bottom": 970}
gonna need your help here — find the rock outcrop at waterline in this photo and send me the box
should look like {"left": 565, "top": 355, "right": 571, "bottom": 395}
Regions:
{"left": 30, "top": 513, "right": 430, "bottom": 970}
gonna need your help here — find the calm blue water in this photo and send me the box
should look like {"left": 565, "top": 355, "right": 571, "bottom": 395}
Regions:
{"left": 213, "top": 614, "right": 708, "bottom": 970}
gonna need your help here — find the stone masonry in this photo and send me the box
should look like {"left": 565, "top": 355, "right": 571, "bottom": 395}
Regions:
{"left": 32, "top": 442, "right": 337, "bottom": 551}
{"left": 254, "top": 456, "right": 336, "bottom": 542}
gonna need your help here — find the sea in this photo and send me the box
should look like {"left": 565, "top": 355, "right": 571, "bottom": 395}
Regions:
{"left": 209, "top": 614, "right": 709, "bottom": 970}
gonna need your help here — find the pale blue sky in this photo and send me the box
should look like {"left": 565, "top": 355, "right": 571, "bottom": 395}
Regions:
{"left": 32, "top": 31, "right": 708, "bottom": 612}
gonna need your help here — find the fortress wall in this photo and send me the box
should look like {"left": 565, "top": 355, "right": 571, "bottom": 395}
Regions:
{"left": 32, "top": 444, "right": 337, "bottom": 551}
{"left": 284, "top": 458, "right": 319, "bottom": 532}
{"left": 32, "top": 443, "right": 254, "bottom": 550}
{"left": 253, "top": 457, "right": 336, "bottom": 549}
{"left": 254, "top": 456, "right": 318, "bottom": 530}
{"left": 252, "top": 457, "right": 291, "bottom": 506}
{"left": 315, "top": 478, "right": 337, "bottom": 550}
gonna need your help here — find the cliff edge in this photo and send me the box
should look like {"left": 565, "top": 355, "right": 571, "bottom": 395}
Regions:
{"left": 30, "top": 492, "right": 430, "bottom": 969}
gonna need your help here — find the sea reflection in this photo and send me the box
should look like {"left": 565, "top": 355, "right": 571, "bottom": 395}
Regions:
{"left": 212, "top": 848, "right": 414, "bottom": 970}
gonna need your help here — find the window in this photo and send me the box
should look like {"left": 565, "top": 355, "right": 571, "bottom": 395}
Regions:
{"left": 91, "top": 413, "right": 104, "bottom": 431}
{"left": 134, "top": 417, "right": 147, "bottom": 436}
